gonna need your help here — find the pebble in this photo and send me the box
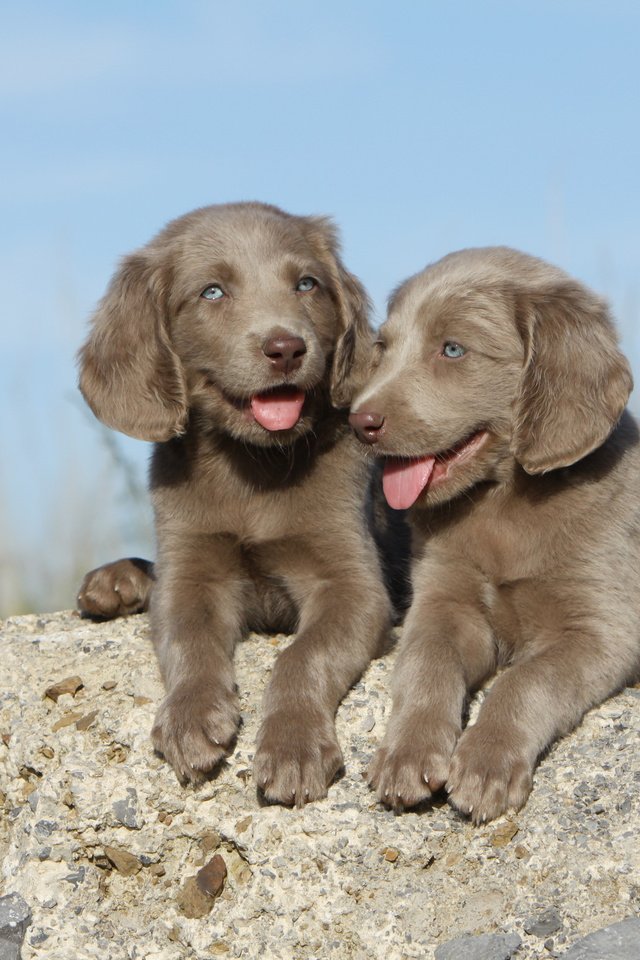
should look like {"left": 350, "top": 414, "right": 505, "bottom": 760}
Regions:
{"left": 176, "top": 878, "right": 217, "bottom": 919}
{"left": 102, "top": 845, "right": 142, "bottom": 877}
{"left": 196, "top": 854, "right": 227, "bottom": 898}
{"left": 524, "top": 907, "right": 563, "bottom": 937}
{"left": 43, "top": 676, "right": 84, "bottom": 702}
{"left": 0, "top": 893, "right": 32, "bottom": 960}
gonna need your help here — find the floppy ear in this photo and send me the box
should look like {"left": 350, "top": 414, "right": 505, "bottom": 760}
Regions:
{"left": 78, "top": 251, "right": 188, "bottom": 442}
{"left": 300, "top": 216, "right": 374, "bottom": 408}
{"left": 328, "top": 262, "right": 374, "bottom": 408}
{"left": 511, "top": 280, "right": 633, "bottom": 474}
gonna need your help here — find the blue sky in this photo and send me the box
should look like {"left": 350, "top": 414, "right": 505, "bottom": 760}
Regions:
{"left": 2, "top": 0, "right": 639, "bottom": 612}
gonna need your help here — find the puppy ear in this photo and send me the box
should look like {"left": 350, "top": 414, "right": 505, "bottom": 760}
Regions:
{"left": 300, "top": 216, "right": 374, "bottom": 408}
{"left": 511, "top": 280, "right": 633, "bottom": 474}
{"left": 78, "top": 250, "right": 187, "bottom": 441}
{"left": 328, "top": 263, "right": 374, "bottom": 408}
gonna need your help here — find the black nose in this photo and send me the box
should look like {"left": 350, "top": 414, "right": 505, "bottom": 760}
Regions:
{"left": 348, "top": 411, "right": 385, "bottom": 444}
{"left": 262, "top": 336, "right": 307, "bottom": 374}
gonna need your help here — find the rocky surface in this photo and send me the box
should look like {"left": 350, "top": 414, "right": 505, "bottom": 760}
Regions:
{"left": 1, "top": 610, "right": 639, "bottom": 960}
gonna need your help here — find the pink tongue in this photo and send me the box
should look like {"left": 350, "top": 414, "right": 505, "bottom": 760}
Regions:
{"left": 250, "top": 389, "right": 306, "bottom": 431}
{"left": 383, "top": 456, "right": 436, "bottom": 509}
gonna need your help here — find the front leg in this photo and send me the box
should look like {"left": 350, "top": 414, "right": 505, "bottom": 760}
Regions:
{"left": 369, "top": 559, "right": 496, "bottom": 809}
{"left": 447, "top": 625, "right": 637, "bottom": 823}
{"left": 150, "top": 534, "right": 246, "bottom": 782}
{"left": 255, "top": 557, "right": 391, "bottom": 805}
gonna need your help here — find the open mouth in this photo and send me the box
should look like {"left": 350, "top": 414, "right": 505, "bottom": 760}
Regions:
{"left": 382, "top": 430, "right": 489, "bottom": 509}
{"left": 248, "top": 385, "right": 306, "bottom": 432}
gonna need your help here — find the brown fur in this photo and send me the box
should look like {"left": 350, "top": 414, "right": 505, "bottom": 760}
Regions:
{"left": 77, "top": 202, "right": 391, "bottom": 804}
{"left": 351, "top": 246, "right": 639, "bottom": 822}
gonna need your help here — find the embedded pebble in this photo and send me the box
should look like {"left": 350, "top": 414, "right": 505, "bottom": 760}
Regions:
{"left": 524, "top": 906, "right": 563, "bottom": 937}
{"left": 43, "top": 677, "right": 84, "bottom": 703}
{"left": 0, "top": 893, "right": 32, "bottom": 960}
{"left": 196, "top": 854, "right": 227, "bottom": 898}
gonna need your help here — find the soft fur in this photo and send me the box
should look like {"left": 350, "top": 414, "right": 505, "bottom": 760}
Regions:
{"left": 350, "top": 246, "right": 639, "bottom": 823}
{"left": 77, "top": 201, "right": 392, "bottom": 804}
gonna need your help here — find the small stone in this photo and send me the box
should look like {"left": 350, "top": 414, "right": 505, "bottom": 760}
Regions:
{"left": 44, "top": 676, "right": 84, "bottom": 702}
{"left": 383, "top": 847, "right": 399, "bottom": 863}
{"left": 435, "top": 931, "right": 522, "bottom": 960}
{"left": 149, "top": 863, "right": 166, "bottom": 877}
{"left": 51, "top": 711, "right": 85, "bottom": 732}
{"left": 102, "top": 680, "right": 118, "bottom": 690}
{"left": 21, "top": 782, "right": 37, "bottom": 802}
{"left": 196, "top": 855, "right": 227, "bottom": 898}
{"left": 524, "top": 908, "right": 563, "bottom": 938}
{"left": 133, "top": 696, "right": 153, "bottom": 706}
{"left": 514, "top": 844, "right": 529, "bottom": 859}
{"left": 235, "top": 816, "right": 252, "bottom": 834}
{"left": 0, "top": 893, "right": 32, "bottom": 959}
{"left": 176, "top": 877, "right": 216, "bottom": 919}
{"left": 491, "top": 820, "right": 519, "bottom": 847}
{"left": 200, "top": 832, "right": 221, "bottom": 854}
{"left": 361, "top": 713, "right": 376, "bottom": 732}
{"left": 103, "top": 845, "right": 142, "bottom": 877}
{"left": 112, "top": 788, "right": 142, "bottom": 829}
{"left": 40, "top": 746, "right": 54, "bottom": 759}
{"left": 75, "top": 710, "right": 99, "bottom": 731}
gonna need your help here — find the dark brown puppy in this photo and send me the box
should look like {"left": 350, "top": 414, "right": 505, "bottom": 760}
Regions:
{"left": 78, "top": 202, "right": 392, "bottom": 805}
{"left": 350, "top": 247, "right": 639, "bottom": 823}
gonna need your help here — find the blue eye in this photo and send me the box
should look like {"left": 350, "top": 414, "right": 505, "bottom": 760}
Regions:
{"left": 442, "top": 342, "right": 466, "bottom": 359}
{"left": 201, "top": 284, "right": 225, "bottom": 301}
{"left": 296, "top": 277, "right": 317, "bottom": 292}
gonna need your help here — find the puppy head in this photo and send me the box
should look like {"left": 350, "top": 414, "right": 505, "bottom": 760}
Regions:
{"left": 350, "top": 247, "right": 632, "bottom": 509}
{"left": 78, "top": 202, "right": 372, "bottom": 446}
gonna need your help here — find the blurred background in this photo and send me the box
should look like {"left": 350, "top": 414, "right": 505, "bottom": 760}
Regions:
{"left": 2, "top": 0, "right": 639, "bottom": 615}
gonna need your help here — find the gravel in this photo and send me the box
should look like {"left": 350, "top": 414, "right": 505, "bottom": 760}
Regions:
{"left": 1, "top": 610, "right": 639, "bottom": 959}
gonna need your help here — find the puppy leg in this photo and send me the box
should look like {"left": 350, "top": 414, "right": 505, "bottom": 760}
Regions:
{"left": 447, "top": 630, "right": 635, "bottom": 823}
{"left": 77, "top": 558, "right": 154, "bottom": 618}
{"left": 255, "top": 559, "right": 391, "bottom": 806}
{"left": 150, "top": 535, "right": 245, "bottom": 782}
{"left": 369, "top": 563, "right": 496, "bottom": 809}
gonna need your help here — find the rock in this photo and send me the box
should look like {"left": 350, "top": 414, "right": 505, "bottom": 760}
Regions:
{"left": 75, "top": 709, "right": 99, "bottom": 731}
{"left": 2, "top": 611, "right": 640, "bottom": 958}
{"left": 524, "top": 907, "right": 563, "bottom": 937}
{"left": 196, "top": 854, "right": 227, "bottom": 898}
{"left": 0, "top": 893, "right": 32, "bottom": 960}
{"left": 103, "top": 846, "right": 142, "bottom": 877}
{"left": 43, "top": 676, "right": 84, "bottom": 702}
{"left": 435, "top": 932, "right": 522, "bottom": 960}
{"left": 176, "top": 877, "right": 217, "bottom": 919}
{"left": 490, "top": 820, "right": 519, "bottom": 847}
{"left": 112, "top": 787, "right": 142, "bottom": 829}
{"left": 559, "top": 917, "right": 640, "bottom": 959}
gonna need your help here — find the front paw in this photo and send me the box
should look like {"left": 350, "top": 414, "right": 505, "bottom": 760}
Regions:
{"left": 151, "top": 681, "right": 240, "bottom": 783}
{"left": 254, "top": 711, "right": 344, "bottom": 807}
{"left": 77, "top": 558, "right": 153, "bottom": 619}
{"left": 368, "top": 716, "right": 460, "bottom": 809}
{"left": 446, "top": 725, "right": 534, "bottom": 824}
